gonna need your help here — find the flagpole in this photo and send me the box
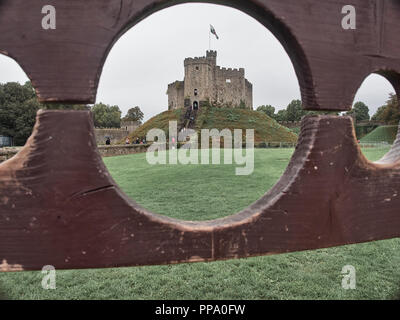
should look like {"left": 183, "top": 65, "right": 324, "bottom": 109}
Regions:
{"left": 209, "top": 27, "right": 211, "bottom": 50}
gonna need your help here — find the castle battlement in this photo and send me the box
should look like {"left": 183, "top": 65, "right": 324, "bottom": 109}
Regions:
{"left": 184, "top": 50, "right": 218, "bottom": 67}
{"left": 168, "top": 80, "right": 183, "bottom": 88}
{"left": 206, "top": 50, "right": 217, "bottom": 57}
{"left": 216, "top": 66, "right": 245, "bottom": 77}
{"left": 184, "top": 57, "right": 212, "bottom": 66}
{"left": 168, "top": 51, "right": 252, "bottom": 111}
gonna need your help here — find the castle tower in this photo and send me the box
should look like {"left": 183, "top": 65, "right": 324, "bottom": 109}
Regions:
{"left": 206, "top": 50, "right": 217, "bottom": 66}
{"left": 183, "top": 51, "right": 217, "bottom": 110}
{"left": 167, "top": 51, "right": 252, "bottom": 110}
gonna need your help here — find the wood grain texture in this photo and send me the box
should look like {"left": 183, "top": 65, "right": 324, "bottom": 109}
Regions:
{"left": 1, "top": 110, "right": 400, "bottom": 271}
{"left": 0, "top": 0, "right": 399, "bottom": 110}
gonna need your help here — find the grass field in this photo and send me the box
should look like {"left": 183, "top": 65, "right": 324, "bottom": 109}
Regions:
{"left": 360, "top": 125, "right": 399, "bottom": 144}
{"left": 1, "top": 146, "right": 400, "bottom": 300}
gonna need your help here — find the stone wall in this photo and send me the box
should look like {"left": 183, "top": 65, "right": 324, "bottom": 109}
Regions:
{"left": 215, "top": 66, "right": 250, "bottom": 108}
{"left": 245, "top": 79, "right": 253, "bottom": 110}
{"left": 167, "top": 81, "right": 184, "bottom": 110}
{"left": 94, "top": 128, "right": 129, "bottom": 145}
{"left": 0, "top": 145, "right": 150, "bottom": 163}
{"left": 97, "top": 144, "right": 150, "bottom": 157}
{"left": 0, "top": 147, "right": 22, "bottom": 163}
{"left": 120, "top": 120, "right": 140, "bottom": 132}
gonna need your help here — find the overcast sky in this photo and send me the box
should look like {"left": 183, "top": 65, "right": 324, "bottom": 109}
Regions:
{"left": 0, "top": 3, "right": 395, "bottom": 121}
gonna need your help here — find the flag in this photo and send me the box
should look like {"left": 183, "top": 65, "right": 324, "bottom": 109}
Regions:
{"left": 210, "top": 24, "right": 219, "bottom": 40}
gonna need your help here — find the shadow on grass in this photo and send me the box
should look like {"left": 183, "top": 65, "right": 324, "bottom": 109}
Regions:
{"left": 0, "top": 287, "right": 9, "bottom": 300}
{"left": 392, "top": 288, "right": 400, "bottom": 300}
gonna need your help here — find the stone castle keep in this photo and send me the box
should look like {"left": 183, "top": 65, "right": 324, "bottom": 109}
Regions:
{"left": 167, "top": 51, "right": 253, "bottom": 110}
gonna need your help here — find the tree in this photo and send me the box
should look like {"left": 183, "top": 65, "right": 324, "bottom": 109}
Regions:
{"left": 286, "top": 99, "right": 305, "bottom": 122}
{"left": 275, "top": 109, "right": 288, "bottom": 122}
{"left": 256, "top": 99, "right": 339, "bottom": 123}
{"left": 256, "top": 100, "right": 304, "bottom": 122}
{"left": 14, "top": 98, "right": 42, "bottom": 145}
{"left": 0, "top": 81, "right": 36, "bottom": 105}
{"left": 123, "top": 106, "right": 144, "bottom": 124}
{"left": 371, "top": 105, "right": 386, "bottom": 122}
{"left": 0, "top": 81, "right": 91, "bottom": 146}
{"left": 0, "top": 81, "right": 39, "bottom": 145}
{"left": 371, "top": 94, "right": 399, "bottom": 125}
{"left": 91, "top": 103, "right": 121, "bottom": 128}
{"left": 257, "top": 105, "right": 276, "bottom": 119}
{"left": 346, "top": 101, "right": 370, "bottom": 122}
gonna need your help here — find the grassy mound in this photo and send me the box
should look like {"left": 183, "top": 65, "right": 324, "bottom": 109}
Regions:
{"left": 360, "top": 125, "right": 399, "bottom": 144}
{"left": 128, "top": 109, "right": 183, "bottom": 140}
{"left": 129, "top": 107, "right": 298, "bottom": 143}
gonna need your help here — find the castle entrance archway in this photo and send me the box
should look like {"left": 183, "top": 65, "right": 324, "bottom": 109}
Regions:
{"left": 193, "top": 101, "right": 199, "bottom": 110}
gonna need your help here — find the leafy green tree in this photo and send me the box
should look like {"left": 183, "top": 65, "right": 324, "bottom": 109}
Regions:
{"left": 0, "top": 81, "right": 90, "bottom": 145}
{"left": 0, "top": 81, "right": 36, "bottom": 105}
{"left": 0, "top": 81, "right": 39, "bottom": 145}
{"left": 286, "top": 99, "right": 305, "bottom": 122}
{"left": 275, "top": 109, "right": 288, "bottom": 122}
{"left": 371, "top": 105, "right": 386, "bottom": 122}
{"left": 346, "top": 101, "right": 370, "bottom": 122}
{"left": 371, "top": 94, "right": 399, "bottom": 125}
{"left": 91, "top": 103, "right": 121, "bottom": 128}
{"left": 123, "top": 106, "right": 144, "bottom": 124}
{"left": 256, "top": 99, "right": 339, "bottom": 123}
{"left": 257, "top": 105, "right": 276, "bottom": 119}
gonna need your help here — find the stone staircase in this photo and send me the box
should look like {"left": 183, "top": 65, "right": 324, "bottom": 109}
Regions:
{"left": 178, "top": 107, "right": 198, "bottom": 134}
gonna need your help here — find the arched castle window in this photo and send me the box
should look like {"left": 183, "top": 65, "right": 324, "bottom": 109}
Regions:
{"left": 194, "top": 89, "right": 198, "bottom": 96}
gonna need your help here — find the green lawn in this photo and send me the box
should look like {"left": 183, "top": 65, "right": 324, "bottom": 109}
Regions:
{"left": 1, "top": 146, "right": 400, "bottom": 300}
{"left": 103, "top": 148, "right": 294, "bottom": 221}
{"left": 360, "top": 125, "right": 399, "bottom": 144}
